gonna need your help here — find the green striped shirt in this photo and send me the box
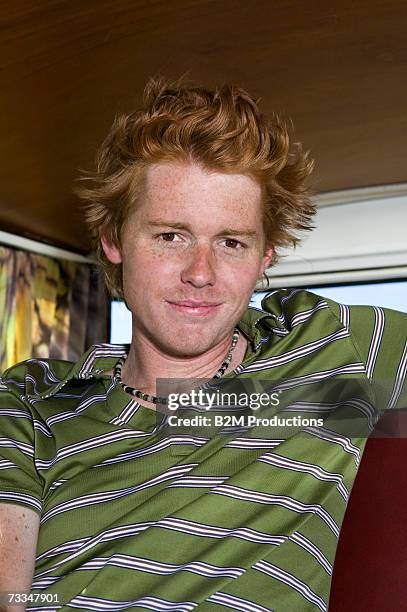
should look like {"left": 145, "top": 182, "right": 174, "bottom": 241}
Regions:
{"left": 0, "top": 289, "right": 406, "bottom": 611}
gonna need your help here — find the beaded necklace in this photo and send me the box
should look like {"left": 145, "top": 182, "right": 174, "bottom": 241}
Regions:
{"left": 113, "top": 328, "right": 240, "bottom": 405}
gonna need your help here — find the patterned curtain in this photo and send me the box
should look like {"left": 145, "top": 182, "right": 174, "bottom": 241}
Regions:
{"left": 0, "top": 245, "right": 110, "bottom": 371}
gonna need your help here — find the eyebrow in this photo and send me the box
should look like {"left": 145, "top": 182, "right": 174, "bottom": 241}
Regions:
{"left": 146, "top": 220, "right": 258, "bottom": 238}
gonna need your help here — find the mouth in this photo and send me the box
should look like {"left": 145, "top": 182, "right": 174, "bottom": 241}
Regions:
{"left": 166, "top": 300, "right": 223, "bottom": 316}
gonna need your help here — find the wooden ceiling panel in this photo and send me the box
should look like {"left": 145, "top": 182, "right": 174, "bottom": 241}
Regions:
{"left": 1, "top": 0, "right": 406, "bottom": 252}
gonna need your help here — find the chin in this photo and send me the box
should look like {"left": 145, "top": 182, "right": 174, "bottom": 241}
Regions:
{"left": 160, "top": 332, "right": 216, "bottom": 357}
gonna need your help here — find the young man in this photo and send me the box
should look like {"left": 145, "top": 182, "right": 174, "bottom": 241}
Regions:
{"left": 0, "top": 76, "right": 406, "bottom": 611}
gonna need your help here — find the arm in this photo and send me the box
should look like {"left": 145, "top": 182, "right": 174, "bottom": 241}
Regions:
{"left": 0, "top": 363, "right": 44, "bottom": 612}
{"left": 0, "top": 503, "right": 40, "bottom": 612}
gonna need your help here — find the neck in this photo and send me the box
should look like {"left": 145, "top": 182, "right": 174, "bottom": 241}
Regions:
{"left": 121, "top": 328, "right": 248, "bottom": 397}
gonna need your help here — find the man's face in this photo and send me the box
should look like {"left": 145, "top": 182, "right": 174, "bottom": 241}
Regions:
{"left": 102, "top": 161, "right": 273, "bottom": 357}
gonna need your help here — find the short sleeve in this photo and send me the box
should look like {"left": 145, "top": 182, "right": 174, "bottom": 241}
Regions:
{"left": 328, "top": 302, "right": 407, "bottom": 412}
{"left": 0, "top": 363, "right": 43, "bottom": 514}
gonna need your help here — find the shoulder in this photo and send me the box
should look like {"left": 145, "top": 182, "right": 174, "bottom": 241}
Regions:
{"left": 1, "top": 343, "right": 128, "bottom": 409}
{"left": 0, "top": 343, "right": 128, "bottom": 399}
{"left": 1, "top": 357, "right": 75, "bottom": 401}
{"left": 258, "top": 288, "right": 341, "bottom": 332}
{"left": 260, "top": 287, "right": 327, "bottom": 314}
{"left": 254, "top": 289, "right": 406, "bottom": 377}
{"left": 259, "top": 288, "right": 407, "bottom": 335}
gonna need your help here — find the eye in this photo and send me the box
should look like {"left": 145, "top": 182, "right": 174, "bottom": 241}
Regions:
{"left": 157, "top": 232, "right": 181, "bottom": 242}
{"left": 223, "top": 238, "right": 245, "bottom": 249}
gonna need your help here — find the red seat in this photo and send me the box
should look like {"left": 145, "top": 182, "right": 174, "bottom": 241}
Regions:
{"left": 330, "top": 413, "right": 407, "bottom": 610}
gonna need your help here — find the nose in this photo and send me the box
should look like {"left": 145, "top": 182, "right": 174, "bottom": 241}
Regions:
{"left": 181, "top": 243, "right": 216, "bottom": 288}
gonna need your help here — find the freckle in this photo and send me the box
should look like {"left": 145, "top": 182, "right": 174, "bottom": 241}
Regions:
{"left": 15, "top": 536, "right": 19, "bottom": 542}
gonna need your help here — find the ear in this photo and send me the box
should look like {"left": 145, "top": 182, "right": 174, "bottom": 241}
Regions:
{"left": 260, "top": 246, "right": 273, "bottom": 274}
{"left": 100, "top": 234, "right": 122, "bottom": 264}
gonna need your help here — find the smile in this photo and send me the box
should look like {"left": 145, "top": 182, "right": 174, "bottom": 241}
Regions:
{"left": 166, "top": 301, "right": 222, "bottom": 316}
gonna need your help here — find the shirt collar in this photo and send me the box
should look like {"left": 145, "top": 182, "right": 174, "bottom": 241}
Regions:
{"left": 34, "top": 303, "right": 287, "bottom": 399}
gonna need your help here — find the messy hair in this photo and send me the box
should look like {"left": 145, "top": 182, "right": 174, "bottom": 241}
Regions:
{"left": 76, "top": 75, "right": 315, "bottom": 298}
